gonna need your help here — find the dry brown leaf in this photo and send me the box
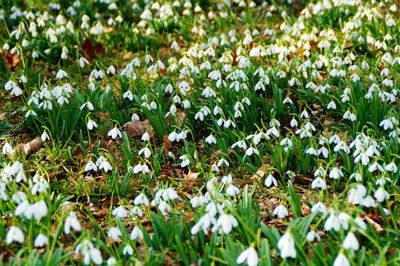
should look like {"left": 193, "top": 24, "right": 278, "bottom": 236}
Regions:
{"left": 16, "top": 137, "right": 43, "bottom": 156}
{"left": 123, "top": 120, "right": 154, "bottom": 137}
{"left": 251, "top": 164, "right": 267, "bottom": 181}
{"left": 162, "top": 135, "right": 172, "bottom": 152}
{"left": 4, "top": 52, "right": 20, "bottom": 68}
{"left": 122, "top": 51, "right": 133, "bottom": 61}
{"left": 0, "top": 113, "right": 5, "bottom": 121}
{"left": 364, "top": 216, "right": 384, "bottom": 233}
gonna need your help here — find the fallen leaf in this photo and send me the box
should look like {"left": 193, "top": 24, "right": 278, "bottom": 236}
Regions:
{"left": 82, "top": 39, "right": 104, "bottom": 61}
{"left": 0, "top": 113, "right": 6, "bottom": 120}
{"left": 162, "top": 135, "right": 172, "bottom": 152}
{"left": 251, "top": 164, "right": 267, "bottom": 181}
{"left": 364, "top": 215, "right": 384, "bottom": 233}
{"left": 123, "top": 120, "right": 154, "bottom": 137}
{"left": 4, "top": 52, "right": 20, "bottom": 68}
{"left": 122, "top": 51, "right": 133, "bottom": 61}
{"left": 16, "top": 137, "right": 43, "bottom": 156}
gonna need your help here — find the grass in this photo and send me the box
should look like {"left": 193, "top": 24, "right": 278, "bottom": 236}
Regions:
{"left": 0, "top": 0, "right": 400, "bottom": 265}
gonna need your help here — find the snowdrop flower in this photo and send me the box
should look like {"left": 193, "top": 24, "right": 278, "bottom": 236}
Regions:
{"left": 107, "top": 257, "right": 117, "bottom": 265}
{"left": 245, "top": 147, "right": 259, "bottom": 157}
{"left": 34, "top": 233, "right": 48, "bottom": 247}
{"left": 112, "top": 206, "right": 128, "bottom": 218}
{"left": 311, "top": 177, "right": 326, "bottom": 190}
{"left": 80, "top": 101, "right": 94, "bottom": 111}
{"left": 265, "top": 174, "right": 277, "bottom": 187}
{"left": 333, "top": 253, "right": 350, "bottom": 266}
{"left": 354, "top": 217, "right": 367, "bottom": 231}
{"left": 311, "top": 202, "right": 327, "bottom": 214}
{"left": 374, "top": 187, "right": 389, "bottom": 202}
{"left": 32, "top": 200, "right": 48, "bottom": 221}
{"left": 212, "top": 213, "right": 238, "bottom": 234}
{"left": 122, "top": 244, "right": 134, "bottom": 256}
{"left": 226, "top": 185, "right": 240, "bottom": 196}
{"left": 141, "top": 132, "right": 150, "bottom": 141}
{"left": 306, "top": 231, "right": 320, "bottom": 242}
{"left": 179, "top": 155, "right": 190, "bottom": 168}
{"left": 75, "top": 240, "right": 102, "bottom": 265}
{"left": 130, "top": 206, "right": 143, "bottom": 217}
{"left": 130, "top": 226, "right": 144, "bottom": 240}
{"left": 278, "top": 232, "right": 296, "bottom": 259}
{"left": 64, "top": 212, "right": 82, "bottom": 234}
{"left": 79, "top": 57, "right": 89, "bottom": 68}
{"left": 273, "top": 205, "right": 288, "bottom": 219}
{"left": 205, "top": 135, "right": 217, "bottom": 144}
{"left": 108, "top": 127, "right": 122, "bottom": 139}
{"left": 158, "top": 200, "right": 171, "bottom": 215}
{"left": 343, "top": 232, "right": 359, "bottom": 251}
{"left": 384, "top": 162, "right": 398, "bottom": 173}
{"left": 139, "top": 147, "right": 151, "bottom": 158}
{"left": 237, "top": 247, "right": 258, "bottom": 266}
{"left": 84, "top": 160, "right": 98, "bottom": 172}
{"left": 348, "top": 184, "right": 367, "bottom": 205}
{"left": 6, "top": 226, "right": 24, "bottom": 244}
{"left": 329, "top": 167, "right": 343, "bottom": 179}
{"left": 31, "top": 174, "right": 49, "bottom": 195}
{"left": 87, "top": 119, "right": 97, "bottom": 130}
{"left": 56, "top": 69, "right": 68, "bottom": 79}
{"left": 327, "top": 101, "right": 336, "bottom": 109}
{"left": 41, "top": 131, "right": 50, "bottom": 142}
{"left": 107, "top": 227, "right": 122, "bottom": 241}
{"left": 324, "top": 212, "right": 341, "bottom": 231}
{"left": 2, "top": 142, "right": 14, "bottom": 155}
{"left": 134, "top": 193, "right": 150, "bottom": 206}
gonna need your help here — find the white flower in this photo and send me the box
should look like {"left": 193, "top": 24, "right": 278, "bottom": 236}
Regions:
{"left": 107, "top": 257, "right": 117, "bottom": 265}
{"left": 306, "top": 231, "right": 320, "bottom": 242}
{"left": 324, "top": 213, "right": 340, "bottom": 231}
{"left": 333, "top": 253, "right": 350, "bottom": 266}
{"left": 75, "top": 240, "right": 102, "bottom": 265}
{"left": 273, "top": 205, "right": 288, "bottom": 218}
{"left": 311, "top": 177, "right": 326, "bottom": 190}
{"left": 32, "top": 200, "right": 48, "bottom": 221}
{"left": 343, "top": 232, "right": 359, "bottom": 251}
{"left": 56, "top": 69, "right": 68, "bottom": 79}
{"left": 6, "top": 226, "right": 24, "bottom": 244}
{"left": 245, "top": 147, "right": 259, "bottom": 157}
{"left": 329, "top": 167, "right": 343, "bottom": 179}
{"left": 112, "top": 206, "right": 128, "bottom": 218}
{"left": 108, "top": 127, "right": 122, "bottom": 139}
{"left": 2, "top": 142, "right": 14, "bottom": 155}
{"left": 34, "top": 233, "right": 48, "bottom": 247}
{"left": 141, "top": 132, "right": 150, "bottom": 141}
{"left": 212, "top": 213, "right": 238, "bottom": 234}
{"left": 278, "top": 232, "right": 296, "bottom": 259}
{"left": 374, "top": 187, "right": 390, "bottom": 202}
{"left": 139, "top": 147, "right": 151, "bottom": 158}
{"left": 179, "top": 155, "right": 190, "bottom": 168}
{"left": 226, "top": 185, "right": 240, "bottom": 196}
{"left": 236, "top": 247, "right": 258, "bottom": 266}
{"left": 64, "top": 212, "right": 82, "bottom": 234}
{"left": 41, "top": 131, "right": 50, "bottom": 142}
{"left": 87, "top": 119, "right": 97, "bottom": 130}
{"left": 384, "top": 162, "right": 398, "bottom": 173}
{"left": 205, "top": 135, "right": 217, "bottom": 144}
{"left": 79, "top": 57, "right": 89, "bottom": 68}
{"left": 122, "top": 244, "right": 134, "bottom": 256}
{"left": 265, "top": 174, "right": 277, "bottom": 187}
{"left": 311, "top": 202, "right": 327, "bottom": 214}
{"left": 107, "top": 227, "right": 122, "bottom": 241}
{"left": 134, "top": 193, "right": 150, "bottom": 206}
{"left": 130, "top": 226, "right": 144, "bottom": 240}
{"left": 84, "top": 160, "right": 98, "bottom": 172}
